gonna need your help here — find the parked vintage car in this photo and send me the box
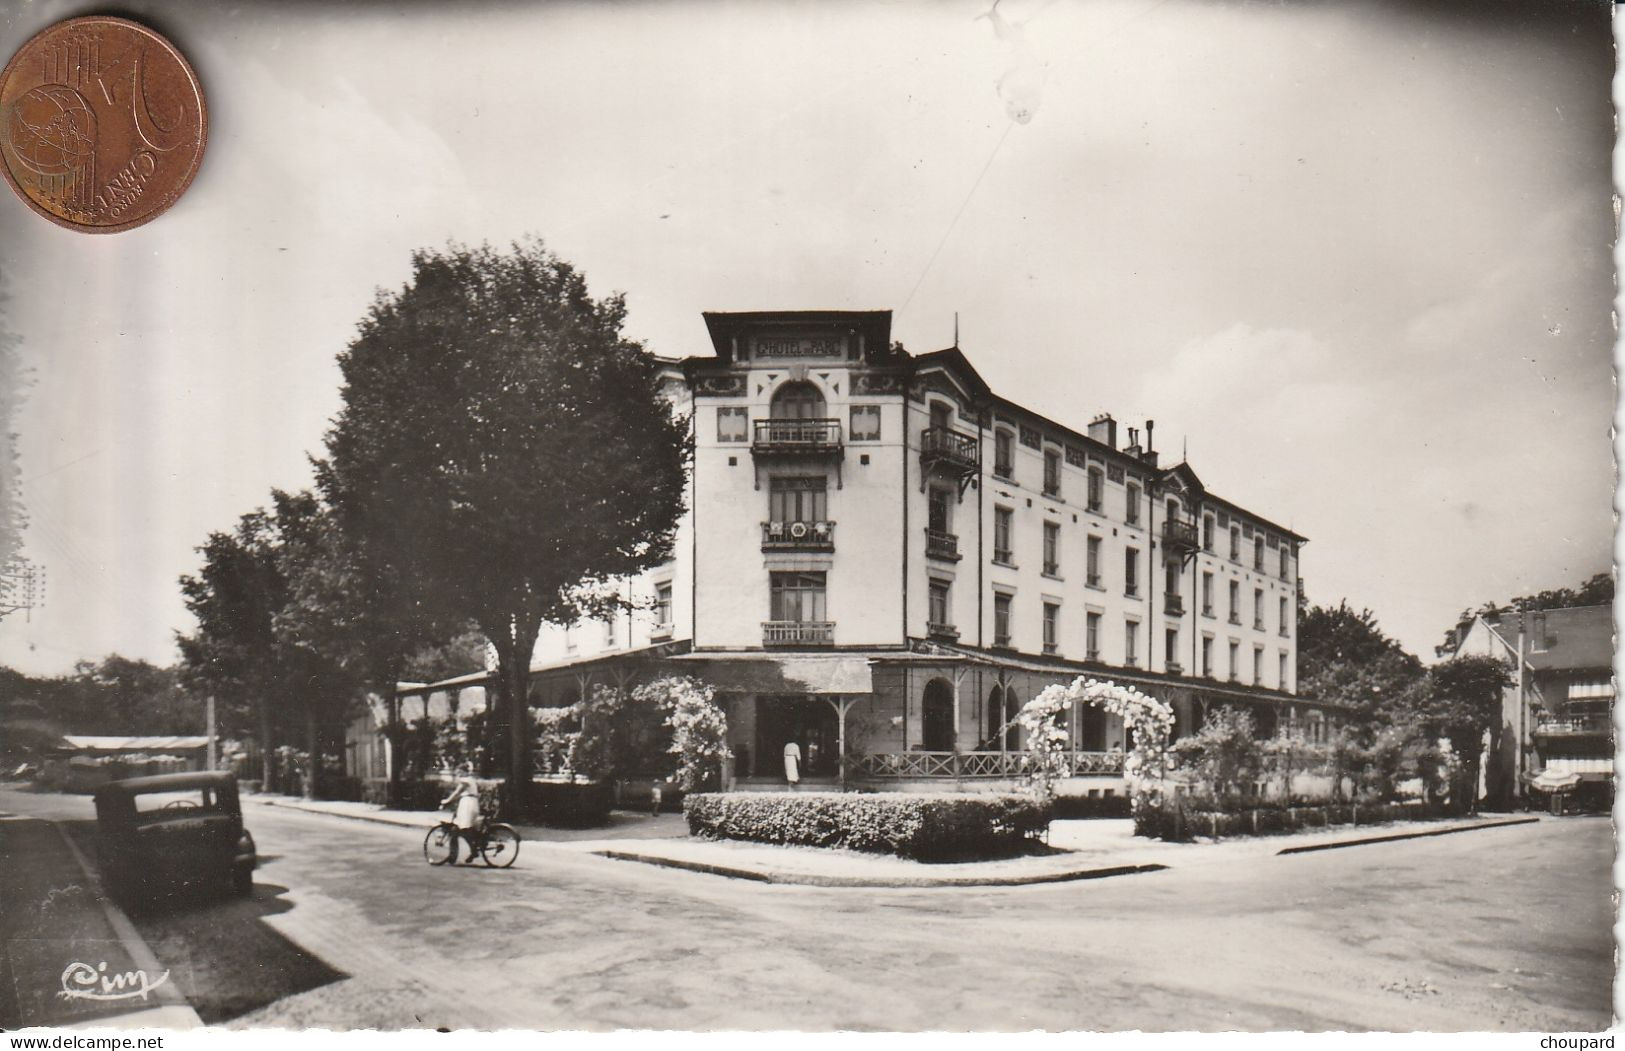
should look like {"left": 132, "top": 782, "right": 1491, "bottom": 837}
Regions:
{"left": 92, "top": 771, "right": 257, "bottom": 904}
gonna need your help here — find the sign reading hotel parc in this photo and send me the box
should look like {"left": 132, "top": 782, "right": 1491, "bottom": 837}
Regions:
{"left": 750, "top": 335, "right": 846, "bottom": 359}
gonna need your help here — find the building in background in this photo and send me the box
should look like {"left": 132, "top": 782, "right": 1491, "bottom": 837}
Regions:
{"left": 1441, "top": 604, "right": 1613, "bottom": 806}
{"left": 401, "top": 308, "right": 1334, "bottom": 793}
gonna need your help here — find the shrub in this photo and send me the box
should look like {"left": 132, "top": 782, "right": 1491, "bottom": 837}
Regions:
{"left": 1051, "top": 793, "right": 1132, "bottom": 820}
{"left": 684, "top": 792, "right": 1051, "bottom": 861}
{"left": 1133, "top": 794, "right": 1447, "bottom": 842}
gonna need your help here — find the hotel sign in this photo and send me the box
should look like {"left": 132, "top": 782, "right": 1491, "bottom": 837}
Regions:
{"left": 751, "top": 335, "right": 846, "bottom": 360}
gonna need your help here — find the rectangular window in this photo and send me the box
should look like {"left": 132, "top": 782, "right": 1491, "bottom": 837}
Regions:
{"left": 1253, "top": 646, "right": 1264, "bottom": 686}
{"left": 1202, "top": 572, "right": 1214, "bottom": 616}
{"left": 1164, "top": 627, "right": 1179, "bottom": 669}
{"left": 1043, "top": 602, "right": 1060, "bottom": 654}
{"left": 654, "top": 582, "right": 673, "bottom": 630}
{"left": 1164, "top": 560, "right": 1179, "bottom": 599}
{"left": 717, "top": 406, "right": 748, "bottom": 443}
{"left": 1229, "top": 526, "right": 1240, "bottom": 561}
{"left": 1279, "top": 546, "right": 1290, "bottom": 580}
{"left": 603, "top": 617, "right": 617, "bottom": 647}
{"left": 995, "top": 430, "right": 1014, "bottom": 478}
{"left": 1201, "top": 636, "right": 1213, "bottom": 677}
{"left": 1279, "top": 651, "right": 1289, "bottom": 689}
{"left": 1279, "top": 596, "right": 1289, "bottom": 636}
{"left": 994, "top": 507, "right": 1014, "bottom": 564}
{"left": 1228, "top": 640, "right": 1239, "bottom": 680}
{"left": 769, "top": 476, "right": 827, "bottom": 524}
{"left": 994, "top": 593, "right": 1013, "bottom": 647}
{"left": 1124, "top": 548, "right": 1139, "bottom": 597}
{"left": 1228, "top": 580, "right": 1240, "bottom": 624}
{"left": 1043, "top": 449, "right": 1062, "bottom": 496}
{"left": 1203, "top": 514, "right": 1215, "bottom": 551}
{"left": 1086, "top": 612, "right": 1101, "bottom": 660}
{"left": 1254, "top": 536, "right": 1265, "bottom": 571}
{"left": 1126, "top": 483, "right": 1140, "bottom": 524}
{"left": 1125, "top": 620, "right": 1140, "bottom": 666}
{"left": 1087, "top": 468, "right": 1103, "bottom": 511}
{"left": 929, "top": 579, "right": 951, "bottom": 627}
{"left": 850, "top": 404, "right": 881, "bottom": 441}
{"left": 770, "top": 571, "right": 826, "bottom": 622}
{"left": 1043, "top": 522, "right": 1060, "bottom": 576}
{"left": 1253, "top": 587, "right": 1264, "bottom": 630}
{"left": 928, "top": 486, "right": 952, "bottom": 534}
{"left": 1086, "top": 535, "right": 1102, "bottom": 586}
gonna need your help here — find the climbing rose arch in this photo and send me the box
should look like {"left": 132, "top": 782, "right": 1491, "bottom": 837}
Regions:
{"left": 1014, "top": 676, "right": 1175, "bottom": 796}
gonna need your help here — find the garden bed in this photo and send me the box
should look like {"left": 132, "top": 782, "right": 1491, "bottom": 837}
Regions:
{"left": 684, "top": 791, "right": 1052, "bottom": 861}
{"left": 1134, "top": 797, "right": 1454, "bottom": 842}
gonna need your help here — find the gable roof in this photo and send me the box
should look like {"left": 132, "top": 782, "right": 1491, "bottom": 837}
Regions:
{"left": 1485, "top": 605, "right": 1613, "bottom": 673}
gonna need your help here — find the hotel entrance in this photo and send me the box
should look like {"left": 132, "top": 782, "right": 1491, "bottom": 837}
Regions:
{"left": 753, "top": 695, "right": 840, "bottom": 780}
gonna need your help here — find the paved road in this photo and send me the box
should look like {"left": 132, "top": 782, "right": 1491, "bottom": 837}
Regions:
{"left": 2, "top": 788, "right": 1611, "bottom": 1031}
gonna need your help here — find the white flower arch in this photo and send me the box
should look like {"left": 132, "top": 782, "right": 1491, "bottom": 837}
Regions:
{"left": 1014, "top": 676, "right": 1175, "bottom": 795}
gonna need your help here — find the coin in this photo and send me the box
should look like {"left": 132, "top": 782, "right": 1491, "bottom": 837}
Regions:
{"left": 0, "top": 16, "right": 206, "bottom": 233}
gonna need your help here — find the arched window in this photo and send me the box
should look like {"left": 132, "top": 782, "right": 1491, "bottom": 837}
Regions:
{"left": 771, "top": 381, "right": 826, "bottom": 420}
{"left": 922, "top": 678, "right": 956, "bottom": 752}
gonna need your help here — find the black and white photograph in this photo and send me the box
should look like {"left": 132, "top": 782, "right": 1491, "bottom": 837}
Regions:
{"left": 0, "top": 0, "right": 1615, "bottom": 1038}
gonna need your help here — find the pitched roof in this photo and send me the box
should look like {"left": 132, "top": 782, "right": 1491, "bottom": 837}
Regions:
{"left": 1485, "top": 605, "right": 1613, "bottom": 673}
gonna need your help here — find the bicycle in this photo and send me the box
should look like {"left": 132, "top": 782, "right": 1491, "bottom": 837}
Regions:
{"left": 423, "top": 815, "right": 521, "bottom": 868}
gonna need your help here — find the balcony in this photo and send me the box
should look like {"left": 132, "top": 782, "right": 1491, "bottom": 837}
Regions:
{"left": 927, "top": 620, "right": 960, "bottom": 640}
{"left": 1162, "top": 518, "right": 1200, "bottom": 554}
{"left": 1163, "top": 593, "right": 1184, "bottom": 616}
{"left": 753, "top": 418, "right": 843, "bottom": 455}
{"left": 925, "top": 528, "right": 961, "bottom": 561}
{"left": 762, "top": 519, "right": 835, "bottom": 551}
{"left": 920, "top": 426, "right": 979, "bottom": 494}
{"left": 1166, "top": 662, "right": 1184, "bottom": 675}
{"left": 1535, "top": 714, "right": 1614, "bottom": 737}
{"left": 763, "top": 620, "right": 835, "bottom": 646}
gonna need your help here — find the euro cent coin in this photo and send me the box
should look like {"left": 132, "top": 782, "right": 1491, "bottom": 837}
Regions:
{"left": 0, "top": 16, "right": 206, "bottom": 233}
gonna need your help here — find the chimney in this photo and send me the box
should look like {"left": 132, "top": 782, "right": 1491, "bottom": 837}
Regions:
{"left": 1088, "top": 413, "right": 1117, "bottom": 450}
{"left": 1146, "top": 420, "right": 1155, "bottom": 453}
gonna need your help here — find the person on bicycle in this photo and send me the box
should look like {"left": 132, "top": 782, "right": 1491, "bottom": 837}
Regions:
{"left": 439, "top": 764, "right": 483, "bottom": 864}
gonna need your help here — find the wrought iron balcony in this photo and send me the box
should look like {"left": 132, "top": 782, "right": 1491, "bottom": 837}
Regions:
{"left": 1162, "top": 518, "right": 1200, "bottom": 554}
{"left": 920, "top": 426, "right": 979, "bottom": 474}
{"left": 753, "top": 418, "right": 842, "bottom": 454}
{"left": 761, "top": 520, "right": 835, "bottom": 551}
{"left": 1534, "top": 714, "right": 1613, "bottom": 737}
{"left": 763, "top": 620, "right": 835, "bottom": 646}
{"left": 925, "top": 528, "right": 961, "bottom": 561}
{"left": 1163, "top": 593, "right": 1184, "bottom": 616}
{"left": 927, "top": 620, "right": 960, "bottom": 640}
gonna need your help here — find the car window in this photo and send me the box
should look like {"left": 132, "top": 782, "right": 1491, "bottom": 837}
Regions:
{"left": 132, "top": 787, "right": 221, "bottom": 816}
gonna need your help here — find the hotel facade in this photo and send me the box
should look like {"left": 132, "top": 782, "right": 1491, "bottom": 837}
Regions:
{"left": 395, "top": 309, "right": 1336, "bottom": 792}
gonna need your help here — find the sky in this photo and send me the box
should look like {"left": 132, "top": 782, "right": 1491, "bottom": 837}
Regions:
{"left": 0, "top": 0, "right": 1614, "bottom": 676}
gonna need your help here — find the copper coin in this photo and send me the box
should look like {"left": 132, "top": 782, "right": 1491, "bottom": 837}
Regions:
{"left": 0, "top": 16, "right": 205, "bottom": 233}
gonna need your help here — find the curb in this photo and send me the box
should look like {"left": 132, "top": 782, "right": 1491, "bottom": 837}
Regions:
{"left": 1275, "top": 816, "right": 1540, "bottom": 856}
{"left": 591, "top": 849, "right": 1168, "bottom": 888}
{"left": 50, "top": 822, "right": 204, "bottom": 1029}
{"left": 252, "top": 796, "right": 432, "bottom": 832}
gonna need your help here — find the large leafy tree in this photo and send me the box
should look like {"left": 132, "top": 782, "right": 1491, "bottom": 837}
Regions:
{"left": 1400, "top": 655, "right": 1514, "bottom": 813}
{"left": 1297, "top": 601, "right": 1424, "bottom": 733}
{"left": 321, "top": 240, "right": 689, "bottom": 812}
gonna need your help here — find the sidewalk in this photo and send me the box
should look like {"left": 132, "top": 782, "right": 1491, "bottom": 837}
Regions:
{"left": 0, "top": 815, "right": 202, "bottom": 1029}
{"left": 244, "top": 792, "right": 1540, "bottom": 889}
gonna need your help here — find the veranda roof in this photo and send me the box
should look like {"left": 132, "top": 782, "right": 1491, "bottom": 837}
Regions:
{"left": 668, "top": 653, "right": 875, "bottom": 695}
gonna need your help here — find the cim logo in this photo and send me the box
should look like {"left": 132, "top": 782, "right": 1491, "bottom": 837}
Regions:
{"left": 58, "top": 960, "right": 170, "bottom": 1002}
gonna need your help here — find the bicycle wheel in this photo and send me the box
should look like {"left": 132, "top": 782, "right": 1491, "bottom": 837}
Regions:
{"left": 480, "top": 823, "right": 520, "bottom": 868}
{"left": 423, "top": 823, "right": 457, "bottom": 866}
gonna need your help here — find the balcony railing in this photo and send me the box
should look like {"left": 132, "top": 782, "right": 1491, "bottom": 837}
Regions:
{"left": 762, "top": 620, "right": 835, "bottom": 646}
{"left": 1535, "top": 714, "right": 1614, "bottom": 736}
{"left": 926, "top": 620, "right": 960, "bottom": 640}
{"left": 925, "top": 528, "right": 961, "bottom": 561}
{"left": 761, "top": 520, "right": 835, "bottom": 551}
{"left": 1162, "top": 518, "right": 1200, "bottom": 552}
{"left": 852, "top": 750, "right": 1125, "bottom": 780}
{"left": 920, "top": 426, "right": 979, "bottom": 475}
{"left": 1163, "top": 593, "right": 1184, "bottom": 616}
{"left": 753, "top": 418, "right": 842, "bottom": 453}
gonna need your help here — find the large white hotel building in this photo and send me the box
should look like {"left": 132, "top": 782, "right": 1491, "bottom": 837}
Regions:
{"left": 401, "top": 309, "right": 1337, "bottom": 790}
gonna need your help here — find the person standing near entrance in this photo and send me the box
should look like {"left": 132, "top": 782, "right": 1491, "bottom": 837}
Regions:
{"left": 783, "top": 739, "right": 802, "bottom": 789}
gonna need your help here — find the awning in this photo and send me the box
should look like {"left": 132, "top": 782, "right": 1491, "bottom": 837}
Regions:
{"left": 59, "top": 735, "right": 210, "bottom": 752}
{"left": 670, "top": 655, "right": 874, "bottom": 695}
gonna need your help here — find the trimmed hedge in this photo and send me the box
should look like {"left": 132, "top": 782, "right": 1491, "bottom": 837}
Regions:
{"left": 360, "top": 776, "right": 613, "bottom": 827}
{"left": 684, "top": 792, "right": 1052, "bottom": 861}
{"left": 1134, "top": 796, "right": 1450, "bottom": 842}
{"left": 1052, "top": 793, "right": 1132, "bottom": 820}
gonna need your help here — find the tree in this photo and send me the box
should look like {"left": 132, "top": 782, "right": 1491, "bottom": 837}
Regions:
{"left": 1401, "top": 655, "right": 1514, "bottom": 813}
{"left": 1297, "top": 601, "right": 1424, "bottom": 733}
{"left": 1439, "top": 573, "right": 1615, "bottom": 653}
{"left": 321, "top": 240, "right": 690, "bottom": 815}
